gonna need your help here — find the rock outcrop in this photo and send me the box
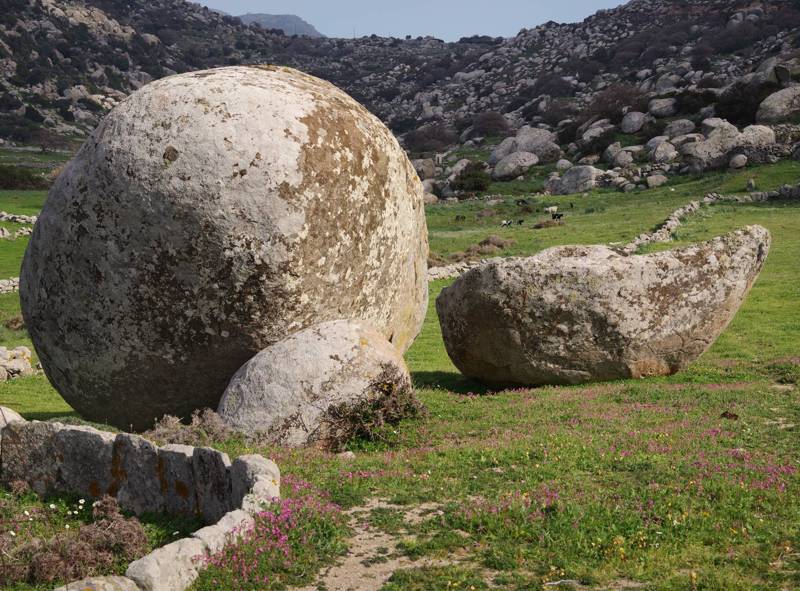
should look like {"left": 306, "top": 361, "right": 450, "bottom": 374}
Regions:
{"left": 217, "top": 321, "right": 416, "bottom": 448}
{"left": 436, "top": 226, "right": 770, "bottom": 386}
{"left": 757, "top": 87, "right": 800, "bottom": 123}
{"left": 21, "top": 66, "right": 428, "bottom": 430}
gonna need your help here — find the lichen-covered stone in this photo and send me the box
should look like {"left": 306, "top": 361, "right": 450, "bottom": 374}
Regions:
{"left": 436, "top": 226, "right": 770, "bottom": 386}
{"left": 53, "top": 576, "right": 140, "bottom": 591}
{"left": 21, "top": 65, "right": 428, "bottom": 430}
{"left": 230, "top": 454, "right": 280, "bottom": 509}
{"left": 126, "top": 537, "right": 207, "bottom": 591}
{"left": 192, "top": 509, "right": 254, "bottom": 554}
{"left": 217, "top": 320, "right": 415, "bottom": 447}
{"left": 192, "top": 446, "right": 232, "bottom": 524}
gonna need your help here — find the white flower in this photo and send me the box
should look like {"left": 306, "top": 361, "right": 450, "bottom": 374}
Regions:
{"left": 23, "top": 510, "right": 29, "bottom": 516}
{"left": 8, "top": 531, "right": 15, "bottom": 537}
{"left": 78, "top": 499, "right": 85, "bottom": 505}
{"left": 49, "top": 504, "right": 56, "bottom": 510}
{"left": 64, "top": 524, "right": 70, "bottom": 530}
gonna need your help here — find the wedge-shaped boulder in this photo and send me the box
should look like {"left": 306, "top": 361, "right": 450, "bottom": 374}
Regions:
{"left": 436, "top": 226, "right": 770, "bottom": 386}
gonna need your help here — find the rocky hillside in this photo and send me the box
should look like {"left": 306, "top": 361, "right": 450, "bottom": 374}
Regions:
{"left": 3, "top": 0, "right": 800, "bottom": 147}
{"left": 237, "top": 13, "right": 325, "bottom": 38}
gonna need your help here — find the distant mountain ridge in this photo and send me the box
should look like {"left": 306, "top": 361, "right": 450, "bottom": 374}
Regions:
{"left": 237, "top": 13, "right": 325, "bottom": 38}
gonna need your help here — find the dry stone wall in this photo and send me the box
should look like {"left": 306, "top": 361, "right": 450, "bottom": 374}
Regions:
{"left": 0, "top": 411, "right": 281, "bottom": 591}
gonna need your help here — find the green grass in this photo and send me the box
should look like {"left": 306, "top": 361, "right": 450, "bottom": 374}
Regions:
{"left": 0, "top": 161, "right": 799, "bottom": 589}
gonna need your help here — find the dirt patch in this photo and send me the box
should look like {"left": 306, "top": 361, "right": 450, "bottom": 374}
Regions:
{"left": 292, "top": 499, "right": 458, "bottom": 591}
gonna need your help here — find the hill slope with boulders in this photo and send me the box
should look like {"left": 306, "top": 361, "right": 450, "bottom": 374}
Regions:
{"left": 236, "top": 13, "right": 325, "bottom": 38}
{"left": 5, "top": 0, "right": 800, "bottom": 153}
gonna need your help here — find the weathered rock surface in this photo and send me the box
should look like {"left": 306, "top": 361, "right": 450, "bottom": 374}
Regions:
{"left": 492, "top": 151, "right": 538, "bottom": 180}
{"left": 554, "top": 165, "right": 602, "bottom": 194}
{"left": 436, "top": 226, "right": 770, "bottom": 386}
{"left": 757, "top": 86, "right": 800, "bottom": 123}
{"left": 53, "top": 577, "right": 140, "bottom": 591}
{"left": 217, "top": 320, "right": 416, "bottom": 447}
{"left": 20, "top": 66, "right": 428, "bottom": 430}
{"left": 620, "top": 111, "right": 647, "bottom": 133}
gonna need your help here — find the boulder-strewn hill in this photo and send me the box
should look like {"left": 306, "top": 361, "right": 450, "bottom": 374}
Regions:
{"left": 237, "top": 13, "right": 325, "bottom": 38}
{"left": 3, "top": 0, "right": 800, "bottom": 147}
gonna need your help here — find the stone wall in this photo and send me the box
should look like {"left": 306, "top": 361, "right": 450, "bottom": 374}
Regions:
{"left": 0, "top": 412, "right": 282, "bottom": 591}
{"left": 0, "top": 419, "right": 278, "bottom": 525}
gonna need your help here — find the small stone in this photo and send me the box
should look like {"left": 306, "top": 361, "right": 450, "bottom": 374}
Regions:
{"left": 126, "top": 537, "right": 208, "bottom": 591}
{"left": 730, "top": 154, "right": 748, "bottom": 169}
{"left": 53, "top": 576, "right": 140, "bottom": 591}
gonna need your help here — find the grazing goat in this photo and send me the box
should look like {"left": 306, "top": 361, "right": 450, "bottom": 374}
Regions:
{"left": 501, "top": 220, "right": 513, "bottom": 227}
{"left": 515, "top": 199, "right": 530, "bottom": 207}
{"left": 545, "top": 206, "right": 559, "bottom": 216}
{"left": 455, "top": 215, "right": 466, "bottom": 222}
{"left": 517, "top": 219, "right": 524, "bottom": 225}
{"left": 552, "top": 213, "right": 565, "bottom": 221}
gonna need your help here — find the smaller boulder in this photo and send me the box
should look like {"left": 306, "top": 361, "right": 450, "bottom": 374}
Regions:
{"left": 0, "top": 406, "right": 24, "bottom": 429}
{"left": 648, "top": 98, "right": 677, "bottom": 118}
{"left": 621, "top": 111, "right": 647, "bottom": 134}
{"left": 412, "top": 159, "right": 436, "bottom": 181}
{"left": 556, "top": 159, "right": 573, "bottom": 171}
{"left": 756, "top": 87, "right": 800, "bottom": 123}
{"left": 555, "top": 166, "right": 601, "bottom": 195}
{"left": 651, "top": 141, "right": 678, "bottom": 164}
{"left": 729, "top": 154, "right": 748, "bottom": 169}
{"left": 492, "top": 151, "right": 539, "bottom": 181}
{"left": 664, "top": 119, "right": 696, "bottom": 138}
{"left": 646, "top": 174, "right": 669, "bottom": 189}
{"left": 217, "top": 321, "right": 419, "bottom": 448}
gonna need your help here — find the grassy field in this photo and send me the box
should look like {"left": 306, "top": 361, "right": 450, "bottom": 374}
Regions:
{"left": 0, "top": 162, "right": 798, "bottom": 589}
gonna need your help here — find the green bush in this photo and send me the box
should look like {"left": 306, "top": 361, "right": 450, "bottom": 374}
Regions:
{"left": 0, "top": 166, "right": 49, "bottom": 190}
{"left": 451, "top": 162, "right": 491, "bottom": 192}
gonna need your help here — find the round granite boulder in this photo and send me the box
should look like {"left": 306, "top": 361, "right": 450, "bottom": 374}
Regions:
{"left": 21, "top": 66, "right": 428, "bottom": 430}
{"left": 436, "top": 226, "right": 770, "bottom": 386}
{"left": 217, "top": 320, "right": 418, "bottom": 448}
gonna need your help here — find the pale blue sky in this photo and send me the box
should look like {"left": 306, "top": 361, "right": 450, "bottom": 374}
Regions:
{"left": 198, "top": 1, "right": 625, "bottom": 40}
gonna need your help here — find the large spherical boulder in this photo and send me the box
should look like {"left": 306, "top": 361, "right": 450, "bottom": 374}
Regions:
{"left": 21, "top": 66, "right": 428, "bottom": 430}
{"left": 217, "top": 321, "right": 417, "bottom": 448}
{"left": 436, "top": 226, "right": 770, "bottom": 386}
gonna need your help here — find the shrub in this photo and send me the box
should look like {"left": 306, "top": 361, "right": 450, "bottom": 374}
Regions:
{"left": 0, "top": 166, "right": 48, "bottom": 190}
{"left": 716, "top": 79, "right": 781, "bottom": 125}
{"left": 405, "top": 123, "right": 457, "bottom": 153}
{"left": 451, "top": 162, "right": 491, "bottom": 192}
{"left": 471, "top": 112, "right": 511, "bottom": 137}
{"left": 675, "top": 89, "right": 717, "bottom": 115}
{"left": 582, "top": 84, "right": 648, "bottom": 124}
{"left": 540, "top": 98, "right": 577, "bottom": 126}
{"left": 533, "top": 73, "right": 575, "bottom": 98}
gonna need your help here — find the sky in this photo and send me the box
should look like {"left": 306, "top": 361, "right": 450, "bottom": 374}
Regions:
{"left": 197, "top": 1, "right": 625, "bottom": 41}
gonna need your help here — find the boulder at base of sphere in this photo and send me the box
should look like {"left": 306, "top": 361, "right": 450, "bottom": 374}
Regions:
{"left": 20, "top": 66, "right": 428, "bottom": 431}
{"left": 217, "top": 321, "right": 419, "bottom": 448}
{"left": 436, "top": 226, "right": 770, "bottom": 386}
